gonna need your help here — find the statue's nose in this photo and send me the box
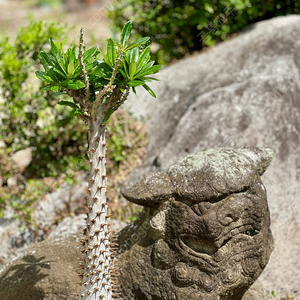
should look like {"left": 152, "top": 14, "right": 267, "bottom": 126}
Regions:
{"left": 199, "top": 199, "right": 241, "bottom": 239}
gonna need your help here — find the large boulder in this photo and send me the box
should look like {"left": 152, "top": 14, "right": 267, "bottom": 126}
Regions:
{"left": 125, "top": 15, "right": 300, "bottom": 297}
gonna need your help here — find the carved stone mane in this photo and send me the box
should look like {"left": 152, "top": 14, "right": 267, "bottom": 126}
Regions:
{"left": 117, "top": 148, "right": 274, "bottom": 300}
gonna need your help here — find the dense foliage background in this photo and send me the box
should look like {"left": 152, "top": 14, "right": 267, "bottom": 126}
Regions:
{"left": 109, "top": 0, "right": 300, "bottom": 64}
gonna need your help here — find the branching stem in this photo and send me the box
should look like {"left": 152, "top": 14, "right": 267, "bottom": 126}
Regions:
{"left": 79, "top": 27, "right": 90, "bottom": 106}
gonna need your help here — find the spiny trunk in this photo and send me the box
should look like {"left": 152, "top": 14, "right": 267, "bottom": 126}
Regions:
{"left": 79, "top": 117, "right": 116, "bottom": 299}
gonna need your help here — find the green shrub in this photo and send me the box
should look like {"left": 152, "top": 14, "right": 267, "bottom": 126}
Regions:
{"left": 109, "top": 0, "right": 300, "bottom": 64}
{"left": 0, "top": 20, "right": 88, "bottom": 178}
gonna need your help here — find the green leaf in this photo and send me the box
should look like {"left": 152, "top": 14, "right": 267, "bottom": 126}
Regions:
{"left": 127, "top": 37, "right": 150, "bottom": 50}
{"left": 107, "top": 38, "right": 116, "bottom": 66}
{"left": 38, "top": 51, "right": 54, "bottom": 71}
{"left": 67, "top": 61, "right": 75, "bottom": 77}
{"left": 119, "top": 68, "right": 128, "bottom": 79}
{"left": 103, "top": 54, "right": 112, "bottom": 67}
{"left": 133, "top": 37, "right": 150, "bottom": 45}
{"left": 142, "top": 84, "right": 156, "bottom": 98}
{"left": 57, "top": 101, "right": 79, "bottom": 109}
{"left": 103, "top": 107, "right": 114, "bottom": 123}
{"left": 35, "top": 70, "right": 47, "bottom": 81}
{"left": 129, "top": 61, "right": 137, "bottom": 78}
{"left": 129, "top": 46, "right": 139, "bottom": 63}
{"left": 83, "top": 46, "right": 99, "bottom": 63}
{"left": 42, "top": 84, "right": 60, "bottom": 92}
{"left": 67, "top": 80, "right": 85, "bottom": 90}
{"left": 127, "top": 79, "right": 145, "bottom": 87}
{"left": 134, "top": 65, "right": 162, "bottom": 78}
{"left": 53, "top": 67, "right": 67, "bottom": 78}
{"left": 74, "top": 110, "right": 82, "bottom": 116}
{"left": 125, "top": 43, "right": 140, "bottom": 51}
{"left": 122, "top": 60, "right": 129, "bottom": 77}
{"left": 136, "top": 47, "right": 150, "bottom": 73}
{"left": 142, "top": 76, "right": 160, "bottom": 81}
{"left": 61, "top": 80, "right": 85, "bottom": 90}
{"left": 49, "top": 38, "right": 67, "bottom": 76}
{"left": 53, "top": 92, "right": 67, "bottom": 96}
{"left": 69, "top": 45, "right": 76, "bottom": 64}
{"left": 120, "top": 21, "right": 132, "bottom": 46}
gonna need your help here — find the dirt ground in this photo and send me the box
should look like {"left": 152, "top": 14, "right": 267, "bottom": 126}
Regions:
{"left": 0, "top": 0, "right": 112, "bottom": 46}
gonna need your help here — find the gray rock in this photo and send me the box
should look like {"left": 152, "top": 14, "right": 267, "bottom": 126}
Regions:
{"left": 0, "top": 235, "right": 81, "bottom": 300}
{"left": 0, "top": 217, "right": 35, "bottom": 270}
{"left": 242, "top": 281, "right": 273, "bottom": 300}
{"left": 118, "top": 148, "right": 274, "bottom": 300}
{"left": 0, "top": 174, "right": 88, "bottom": 270}
{"left": 125, "top": 15, "right": 300, "bottom": 296}
{"left": 48, "top": 214, "right": 86, "bottom": 239}
{"left": 34, "top": 174, "right": 87, "bottom": 229}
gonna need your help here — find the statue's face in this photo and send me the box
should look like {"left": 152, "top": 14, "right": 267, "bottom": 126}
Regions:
{"left": 150, "top": 179, "right": 273, "bottom": 299}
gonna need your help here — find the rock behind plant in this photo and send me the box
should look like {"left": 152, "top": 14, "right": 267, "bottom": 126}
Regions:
{"left": 125, "top": 15, "right": 300, "bottom": 297}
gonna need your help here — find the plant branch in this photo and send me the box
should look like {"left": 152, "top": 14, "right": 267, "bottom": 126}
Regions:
{"left": 91, "top": 51, "right": 123, "bottom": 120}
{"left": 79, "top": 27, "right": 90, "bottom": 106}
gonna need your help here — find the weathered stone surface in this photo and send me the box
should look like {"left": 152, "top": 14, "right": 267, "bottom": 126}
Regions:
{"left": 0, "top": 235, "right": 81, "bottom": 300}
{"left": 125, "top": 15, "right": 300, "bottom": 295}
{"left": 118, "top": 148, "right": 274, "bottom": 300}
{"left": 0, "top": 229, "right": 271, "bottom": 300}
{"left": 242, "top": 281, "right": 273, "bottom": 300}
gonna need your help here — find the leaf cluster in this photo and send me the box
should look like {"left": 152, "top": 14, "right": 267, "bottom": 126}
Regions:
{"left": 36, "top": 21, "right": 162, "bottom": 119}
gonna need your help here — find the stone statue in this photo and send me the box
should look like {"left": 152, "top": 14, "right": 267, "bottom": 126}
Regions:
{"left": 117, "top": 147, "right": 274, "bottom": 300}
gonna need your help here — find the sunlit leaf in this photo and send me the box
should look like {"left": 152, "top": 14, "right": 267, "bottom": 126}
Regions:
{"left": 61, "top": 80, "right": 85, "bottom": 90}
{"left": 103, "top": 54, "right": 112, "bottom": 67}
{"left": 38, "top": 51, "right": 54, "bottom": 71}
{"left": 134, "top": 64, "right": 162, "bottom": 78}
{"left": 127, "top": 37, "right": 150, "bottom": 50}
{"left": 83, "top": 46, "right": 99, "bottom": 63}
{"left": 67, "top": 61, "right": 75, "bottom": 77}
{"left": 127, "top": 79, "right": 145, "bottom": 87}
{"left": 49, "top": 38, "right": 66, "bottom": 75}
{"left": 136, "top": 47, "right": 150, "bottom": 73}
{"left": 120, "top": 21, "right": 132, "bottom": 46}
{"left": 129, "top": 46, "right": 139, "bottom": 63}
{"left": 129, "top": 61, "right": 137, "bottom": 78}
{"left": 142, "top": 83, "right": 156, "bottom": 98}
{"left": 107, "top": 38, "right": 116, "bottom": 66}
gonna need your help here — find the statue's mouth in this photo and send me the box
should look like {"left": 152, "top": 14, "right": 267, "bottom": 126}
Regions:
{"left": 179, "top": 223, "right": 261, "bottom": 257}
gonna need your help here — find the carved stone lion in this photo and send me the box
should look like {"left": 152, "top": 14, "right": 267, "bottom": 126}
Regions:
{"left": 117, "top": 147, "right": 274, "bottom": 300}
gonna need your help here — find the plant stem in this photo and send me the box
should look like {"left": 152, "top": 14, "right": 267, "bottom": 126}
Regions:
{"left": 80, "top": 117, "right": 114, "bottom": 300}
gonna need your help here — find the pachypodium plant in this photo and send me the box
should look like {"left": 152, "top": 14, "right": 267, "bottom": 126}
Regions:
{"left": 36, "top": 21, "right": 162, "bottom": 299}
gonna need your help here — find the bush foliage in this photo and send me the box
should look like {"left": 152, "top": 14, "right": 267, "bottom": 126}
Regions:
{"left": 109, "top": 0, "right": 300, "bottom": 64}
{"left": 0, "top": 20, "right": 84, "bottom": 178}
